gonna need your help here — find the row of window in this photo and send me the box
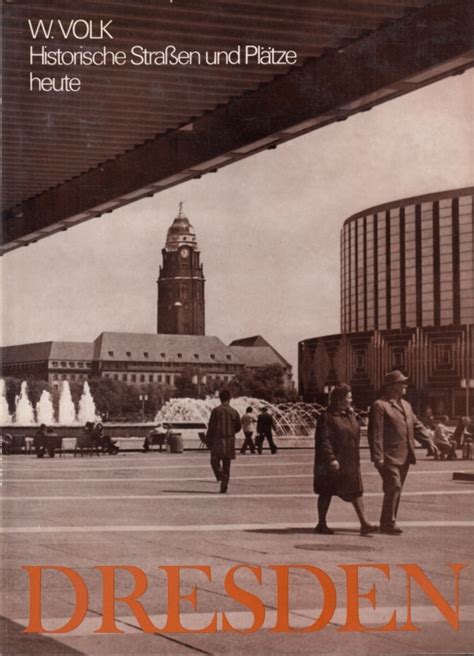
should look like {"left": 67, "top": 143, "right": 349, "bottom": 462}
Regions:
{"left": 103, "top": 361, "right": 238, "bottom": 371}
{"left": 4, "top": 362, "right": 44, "bottom": 369}
{"left": 50, "top": 361, "right": 92, "bottom": 368}
{"left": 106, "top": 350, "right": 232, "bottom": 361}
{"left": 316, "top": 338, "right": 460, "bottom": 360}
{"left": 51, "top": 374, "right": 92, "bottom": 381}
{"left": 48, "top": 371, "right": 236, "bottom": 384}
{"left": 102, "top": 372, "right": 234, "bottom": 384}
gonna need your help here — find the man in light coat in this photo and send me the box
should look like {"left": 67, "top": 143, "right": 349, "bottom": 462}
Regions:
{"left": 206, "top": 389, "right": 241, "bottom": 493}
{"left": 368, "top": 370, "right": 438, "bottom": 535}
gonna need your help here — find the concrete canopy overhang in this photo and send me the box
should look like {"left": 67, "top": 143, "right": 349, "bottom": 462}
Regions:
{"left": 2, "top": 0, "right": 474, "bottom": 254}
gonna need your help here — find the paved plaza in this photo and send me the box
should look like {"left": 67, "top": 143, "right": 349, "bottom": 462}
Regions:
{"left": 1, "top": 448, "right": 473, "bottom": 655}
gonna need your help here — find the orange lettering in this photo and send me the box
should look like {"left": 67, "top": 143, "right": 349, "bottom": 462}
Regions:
{"left": 23, "top": 566, "right": 88, "bottom": 634}
{"left": 269, "top": 564, "right": 336, "bottom": 632}
{"left": 223, "top": 565, "right": 265, "bottom": 633}
{"left": 399, "top": 563, "right": 466, "bottom": 631}
{"left": 159, "top": 566, "right": 218, "bottom": 633}
{"left": 95, "top": 565, "right": 158, "bottom": 633}
{"left": 338, "top": 563, "right": 397, "bottom": 632}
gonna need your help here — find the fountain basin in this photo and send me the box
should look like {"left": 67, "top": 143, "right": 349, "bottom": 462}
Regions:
{"left": 0, "top": 422, "right": 316, "bottom": 452}
{"left": 0, "top": 422, "right": 205, "bottom": 440}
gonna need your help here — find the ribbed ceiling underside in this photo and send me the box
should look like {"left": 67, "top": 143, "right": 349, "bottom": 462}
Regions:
{"left": 2, "top": 0, "right": 435, "bottom": 210}
{"left": 2, "top": 0, "right": 473, "bottom": 252}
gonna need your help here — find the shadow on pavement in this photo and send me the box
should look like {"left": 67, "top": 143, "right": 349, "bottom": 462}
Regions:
{"left": 294, "top": 543, "right": 375, "bottom": 552}
{"left": 161, "top": 489, "right": 216, "bottom": 494}
{"left": 245, "top": 527, "right": 316, "bottom": 535}
{"left": 246, "top": 527, "right": 376, "bottom": 537}
{"left": 0, "top": 616, "right": 84, "bottom": 655}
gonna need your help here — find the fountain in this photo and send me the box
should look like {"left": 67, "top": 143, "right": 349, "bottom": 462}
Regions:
{"left": 77, "top": 381, "right": 101, "bottom": 424}
{"left": 0, "top": 378, "right": 12, "bottom": 424}
{"left": 156, "top": 396, "right": 323, "bottom": 437}
{"left": 1, "top": 379, "right": 319, "bottom": 436}
{"left": 58, "top": 381, "right": 78, "bottom": 425}
{"left": 1, "top": 379, "right": 321, "bottom": 450}
{"left": 36, "top": 390, "right": 55, "bottom": 425}
{"left": 0, "top": 379, "right": 100, "bottom": 427}
{"left": 14, "top": 381, "right": 35, "bottom": 424}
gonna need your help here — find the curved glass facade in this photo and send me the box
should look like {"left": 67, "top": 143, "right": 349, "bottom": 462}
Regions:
{"left": 341, "top": 188, "right": 474, "bottom": 333}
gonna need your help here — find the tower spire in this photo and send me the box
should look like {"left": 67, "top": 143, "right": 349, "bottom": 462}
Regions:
{"left": 178, "top": 201, "right": 184, "bottom": 217}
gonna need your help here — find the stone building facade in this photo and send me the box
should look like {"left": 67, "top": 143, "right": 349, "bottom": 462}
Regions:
{"left": 2, "top": 332, "right": 292, "bottom": 391}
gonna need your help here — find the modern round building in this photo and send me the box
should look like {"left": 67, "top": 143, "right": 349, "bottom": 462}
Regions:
{"left": 299, "top": 187, "right": 474, "bottom": 416}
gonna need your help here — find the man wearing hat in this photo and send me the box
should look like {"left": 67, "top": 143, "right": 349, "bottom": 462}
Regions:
{"left": 368, "top": 370, "right": 438, "bottom": 535}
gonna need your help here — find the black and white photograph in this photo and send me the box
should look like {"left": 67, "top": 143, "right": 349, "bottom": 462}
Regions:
{"left": 1, "top": 1, "right": 473, "bottom": 654}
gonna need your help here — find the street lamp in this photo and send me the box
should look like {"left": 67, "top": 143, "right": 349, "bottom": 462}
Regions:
{"left": 192, "top": 369, "right": 205, "bottom": 397}
{"left": 461, "top": 379, "right": 473, "bottom": 416}
{"left": 139, "top": 394, "right": 148, "bottom": 423}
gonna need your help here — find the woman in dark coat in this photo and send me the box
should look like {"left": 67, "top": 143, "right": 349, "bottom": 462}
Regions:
{"left": 314, "top": 384, "right": 377, "bottom": 536}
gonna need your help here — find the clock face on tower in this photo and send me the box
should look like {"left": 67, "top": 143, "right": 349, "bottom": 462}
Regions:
{"left": 180, "top": 247, "right": 190, "bottom": 259}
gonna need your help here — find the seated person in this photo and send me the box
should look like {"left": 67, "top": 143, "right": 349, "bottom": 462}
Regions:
{"left": 84, "top": 421, "right": 94, "bottom": 435}
{"left": 453, "top": 416, "right": 470, "bottom": 448}
{"left": 420, "top": 406, "right": 436, "bottom": 431}
{"left": 1, "top": 433, "right": 13, "bottom": 455}
{"left": 33, "top": 424, "right": 48, "bottom": 458}
{"left": 433, "top": 416, "right": 456, "bottom": 460}
{"left": 92, "top": 422, "right": 119, "bottom": 455}
{"left": 144, "top": 424, "right": 166, "bottom": 452}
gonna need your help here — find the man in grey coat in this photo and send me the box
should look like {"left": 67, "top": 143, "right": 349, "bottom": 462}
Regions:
{"left": 368, "top": 370, "right": 438, "bottom": 535}
{"left": 206, "top": 389, "right": 241, "bottom": 493}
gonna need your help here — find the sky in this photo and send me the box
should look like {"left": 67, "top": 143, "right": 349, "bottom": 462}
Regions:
{"left": 1, "top": 70, "right": 473, "bottom": 375}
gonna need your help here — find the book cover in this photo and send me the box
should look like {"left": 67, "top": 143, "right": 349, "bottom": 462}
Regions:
{"left": 1, "top": 1, "right": 473, "bottom": 654}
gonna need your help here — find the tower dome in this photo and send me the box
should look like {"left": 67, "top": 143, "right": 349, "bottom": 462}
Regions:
{"left": 165, "top": 202, "right": 198, "bottom": 251}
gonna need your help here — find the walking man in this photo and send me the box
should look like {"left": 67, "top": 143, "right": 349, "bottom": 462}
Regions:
{"left": 206, "top": 389, "right": 241, "bottom": 493}
{"left": 240, "top": 406, "right": 256, "bottom": 454}
{"left": 256, "top": 406, "right": 278, "bottom": 454}
{"left": 368, "top": 370, "right": 438, "bottom": 535}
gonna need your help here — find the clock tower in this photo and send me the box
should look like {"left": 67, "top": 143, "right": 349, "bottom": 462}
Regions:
{"left": 157, "top": 203, "right": 205, "bottom": 335}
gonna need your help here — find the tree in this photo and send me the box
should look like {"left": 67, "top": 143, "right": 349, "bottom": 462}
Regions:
{"left": 3, "top": 377, "right": 52, "bottom": 415}
{"left": 88, "top": 378, "right": 140, "bottom": 420}
{"left": 4, "top": 377, "right": 23, "bottom": 415}
{"left": 174, "top": 368, "right": 198, "bottom": 398}
{"left": 69, "top": 381, "right": 84, "bottom": 409}
{"left": 232, "top": 365, "right": 294, "bottom": 402}
{"left": 86, "top": 379, "right": 181, "bottom": 422}
{"left": 203, "top": 377, "right": 223, "bottom": 398}
{"left": 26, "top": 379, "right": 50, "bottom": 408}
{"left": 141, "top": 382, "right": 175, "bottom": 419}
